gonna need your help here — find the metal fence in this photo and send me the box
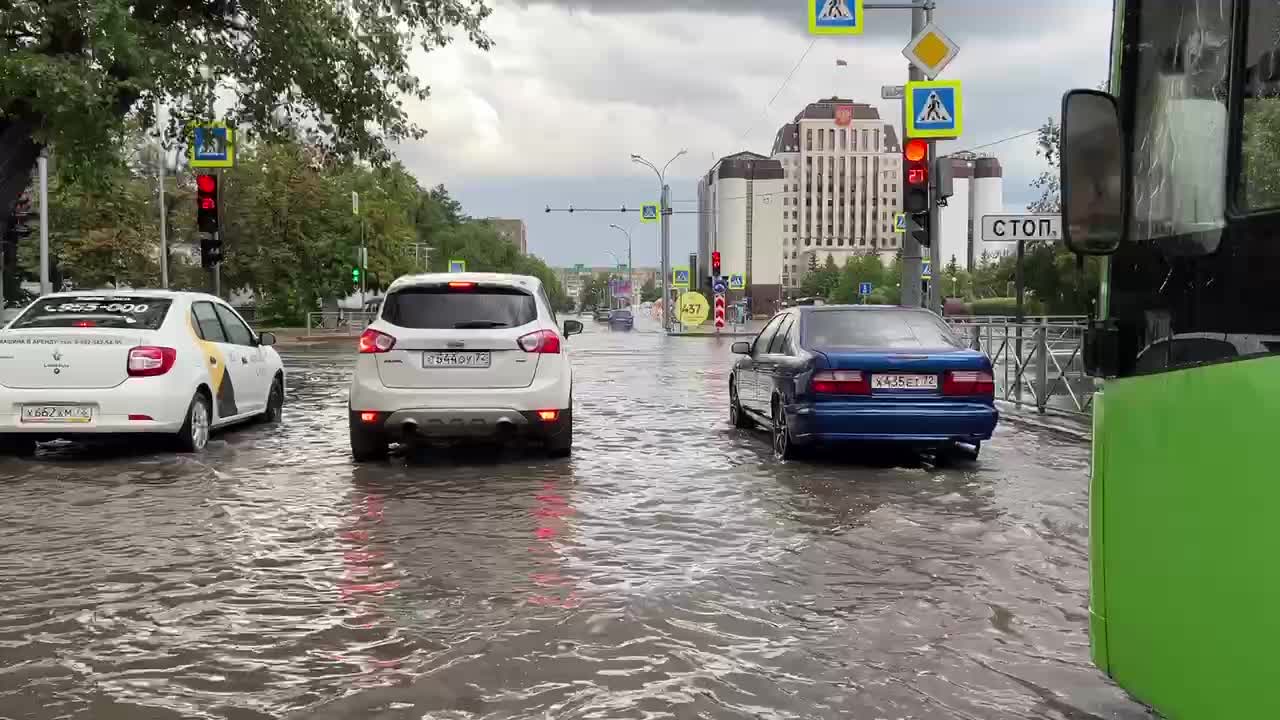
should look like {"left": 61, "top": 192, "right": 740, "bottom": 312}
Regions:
{"left": 305, "top": 311, "right": 377, "bottom": 336}
{"left": 946, "top": 317, "right": 1096, "bottom": 417}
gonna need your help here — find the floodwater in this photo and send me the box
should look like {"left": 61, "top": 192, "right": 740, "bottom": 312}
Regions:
{"left": 0, "top": 318, "right": 1150, "bottom": 719}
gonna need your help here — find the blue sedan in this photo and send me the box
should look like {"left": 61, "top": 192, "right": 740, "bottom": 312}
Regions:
{"left": 730, "top": 305, "right": 998, "bottom": 460}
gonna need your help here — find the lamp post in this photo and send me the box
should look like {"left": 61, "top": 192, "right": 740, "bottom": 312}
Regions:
{"left": 608, "top": 223, "right": 633, "bottom": 308}
{"left": 631, "top": 149, "right": 686, "bottom": 331}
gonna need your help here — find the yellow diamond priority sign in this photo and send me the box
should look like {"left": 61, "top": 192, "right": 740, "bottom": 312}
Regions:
{"left": 902, "top": 22, "right": 959, "bottom": 80}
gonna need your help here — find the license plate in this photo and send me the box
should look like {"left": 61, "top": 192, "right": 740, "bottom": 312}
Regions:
{"left": 872, "top": 373, "right": 938, "bottom": 390}
{"left": 21, "top": 404, "right": 93, "bottom": 423}
{"left": 423, "top": 351, "right": 491, "bottom": 368}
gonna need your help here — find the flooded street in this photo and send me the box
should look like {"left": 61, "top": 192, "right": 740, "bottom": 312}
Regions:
{"left": 0, "top": 319, "right": 1149, "bottom": 720}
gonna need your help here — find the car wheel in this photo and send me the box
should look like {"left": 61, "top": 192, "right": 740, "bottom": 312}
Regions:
{"left": 772, "top": 401, "right": 802, "bottom": 461}
{"left": 0, "top": 435, "right": 37, "bottom": 458}
{"left": 350, "top": 414, "right": 388, "bottom": 462}
{"left": 175, "top": 391, "right": 212, "bottom": 453}
{"left": 547, "top": 405, "right": 573, "bottom": 458}
{"left": 260, "top": 376, "right": 285, "bottom": 423}
{"left": 730, "top": 379, "right": 754, "bottom": 429}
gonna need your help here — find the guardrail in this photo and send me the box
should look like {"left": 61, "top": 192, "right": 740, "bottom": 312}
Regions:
{"left": 946, "top": 318, "right": 1095, "bottom": 417}
{"left": 305, "top": 311, "right": 377, "bottom": 336}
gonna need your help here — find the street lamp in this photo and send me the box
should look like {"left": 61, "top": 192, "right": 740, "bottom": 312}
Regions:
{"left": 608, "top": 223, "right": 633, "bottom": 308}
{"left": 631, "top": 149, "right": 686, "bottom": 330}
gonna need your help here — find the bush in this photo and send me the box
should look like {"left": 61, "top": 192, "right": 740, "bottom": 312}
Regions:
{"left": 968, "top": 296, "right": 1044, "bottom": 317}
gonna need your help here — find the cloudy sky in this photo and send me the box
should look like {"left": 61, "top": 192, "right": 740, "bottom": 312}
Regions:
{"left": 394, "top": 0, "right": 1114, "bottom": 268}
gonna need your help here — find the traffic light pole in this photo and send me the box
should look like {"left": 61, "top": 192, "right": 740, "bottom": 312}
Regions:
{"left": 38, "top": 149, "right": 50, "bottom": 296}
{"left": 927, "top": 143, "right": 942, "bottom": 313}
{"left": 899, "top": 5, "right": 926, "bottom": 309}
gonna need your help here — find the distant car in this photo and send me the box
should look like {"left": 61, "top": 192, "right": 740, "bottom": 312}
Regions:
{"left": 729, "top": 305, "right": 997, "bottom": 460}
{"left": 593, "top": 307, "right": 612, "bottom": 322}
{"left": 608, "top": 308, "right": 634, "bottom": 330}
{"left": 0, "top": 290, "right": 285, "bottom": 456}
{"left": 348, "top": 273, "right": 582, "bottom": 461}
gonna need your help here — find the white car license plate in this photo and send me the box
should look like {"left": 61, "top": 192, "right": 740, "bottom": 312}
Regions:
{"left": 21, "top": 405, "right": 94, "bottom": 423}
{"left": 423, "top": 351, "right": 491, "bottom": 368}
{"left": 872, "top": 373, "right": 938, "bottom": 390}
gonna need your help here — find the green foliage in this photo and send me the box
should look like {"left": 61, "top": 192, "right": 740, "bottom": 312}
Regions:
{"left": 578, "top": 274, "right": 610, "bottom": 310}
{"left": 969, "top": 297, "right": 1045, "bottom": 316}
{"left": 1242, "top": 99, "right": 1280, "bottom": 208}
{"left": 799, "top": 254, "right": 841, "bottom": 299}
{"left": 428, "top": 219, "right": 571, "bottom": 312}
{"left": 1029, "top": 117, "right": 1062, "bottom": 214}
{"left": 640, "top": 277, "right": 660, "bottom": 302}
{"left": 831, "top": 254, "right": 889, "bottom": 304}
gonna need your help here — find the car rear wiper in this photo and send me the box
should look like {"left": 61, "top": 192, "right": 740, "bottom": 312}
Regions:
{"left": 454, "top": 320, "right": 509, "bottom": 329}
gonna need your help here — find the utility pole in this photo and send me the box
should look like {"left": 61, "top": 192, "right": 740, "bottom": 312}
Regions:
{"left": 158, "top": 143, "right": 169, "bottom": 289}
{"left": 37, "top": 149, "right": 50, "bottom": 296}
{"left": 661, "top": 184, "right": 671, "bottom": 328}
{"left": 899, "top": 5, "right": 925, "bottom": 309}
{"left": 925, "top": 3, "right": 942, "bottom": 314}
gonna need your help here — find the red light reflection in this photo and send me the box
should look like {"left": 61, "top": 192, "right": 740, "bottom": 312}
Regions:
{"left": 526, "top": 480, "right": 581, "bottom": 608}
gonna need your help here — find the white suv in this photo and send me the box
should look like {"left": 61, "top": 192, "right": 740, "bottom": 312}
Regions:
{"left": 348, "top": 273, "right": 583, "bottom": 461}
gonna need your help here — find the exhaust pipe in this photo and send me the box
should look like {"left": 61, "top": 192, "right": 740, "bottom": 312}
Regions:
{"left": 401, "top": 419, "right": 419, "bottom": 437}
{"left": 495, "top": 418, "right": 517, "bottom": 437}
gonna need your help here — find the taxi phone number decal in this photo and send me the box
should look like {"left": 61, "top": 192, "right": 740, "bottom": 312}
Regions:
{"left": 47, "top": 303, "right": 150, "bottom": 313}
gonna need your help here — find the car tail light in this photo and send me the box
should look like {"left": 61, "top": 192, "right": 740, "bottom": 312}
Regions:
{"left": 447, "top": 281, "right": 476, "bottom": 290}
{"left": 943, "top": 370, "right": 995, "bottom": 396}
{"left": 358, "top": 328, "right": 396, "bottom": 354}
{"left": 359, "top": 411, "right": 381, "bottom": 424}
{"left": 811, "top": 370, "right": 870, "bottom": 395}
{"left": 536, "top": 409, "right": 560, "bottom": 422}
{"left": 518, "top": 329, "right": 561, "bottom": 354}
{"left": 128, "top": 414, "right": 154, "bottom": 421}
{"left": 127, "top": 346, "right": 176, "bottom": 377}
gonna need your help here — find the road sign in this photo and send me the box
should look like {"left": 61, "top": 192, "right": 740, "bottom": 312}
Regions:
{"left": 921, "top": 261, "right": 932, "bottom": 280}
{"left": 893, "top": 212, "right": 906, "bottom": 233}
{"left": 679, "top": 292, "right": 710, "bottom": 326}
{"left": 640, "top": 203, "right": 659, "bottom": 224}
{"left": 902, "top": 23, "right": 959, "bottom": 79}
{"left": 859, "top": 282, "right": 872, "bottom": 296}
{"left": 981, "top": 214, "right": 1063, "bottom": 242}
{"left": 714, "top": 294, "right": 726, "bottom": 329}
{"left": 188, "top": 122, "right": 235, "bottom": 168}
{"left": 448, "top": 259, "right": 466, "bottom": 273}
{"left": 809, "top": 0, "right": 863, "bottom": 35}
{"left": 728, "top": 273, "right": 746, "bottom": 290}
{"left": 905, "top": 80, "right": 963, "bottom": 139}
{"left": 881, "top": 85, "right": 906, "bottom": 100}
{"left": 712, "top": 278, "right": 727, "bottom": 294}
{"left": 672, "top": 266, "right": 690, "bottom": 288}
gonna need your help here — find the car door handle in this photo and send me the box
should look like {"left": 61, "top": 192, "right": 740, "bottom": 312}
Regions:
{"left": 209, "top": 357, "right": 217, "bottom": 366}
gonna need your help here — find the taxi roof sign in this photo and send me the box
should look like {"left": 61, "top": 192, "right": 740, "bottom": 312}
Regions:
{"left": 902, "top": 23, "right": 959, "bottom": 79}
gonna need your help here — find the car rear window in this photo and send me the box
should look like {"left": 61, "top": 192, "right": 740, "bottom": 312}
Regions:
{"left": 382, "top": 286, "right": 537, "bottom": 329}
{"left": 10, "top": 296, "right": 172, "bottom": 330}
{"left": 802, "top": 310, "right": 962, "bottom": 349}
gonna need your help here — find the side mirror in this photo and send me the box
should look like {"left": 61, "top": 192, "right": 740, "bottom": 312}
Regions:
{"left": 563, "top": 319, "right": 584, "bottom": 337}
{"left": 258, "top": 331, "right": 278, "bottom": 347}
{"left": 731, "top": 341, "right": 751, "bottom": 355}
{"left": 1061, "top": 89, "right": 1126, "bottom": 255}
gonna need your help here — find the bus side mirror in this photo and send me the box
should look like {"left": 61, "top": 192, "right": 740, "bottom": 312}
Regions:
{"left": 1061, "top": 89, "right": 1126, "bottom": 256}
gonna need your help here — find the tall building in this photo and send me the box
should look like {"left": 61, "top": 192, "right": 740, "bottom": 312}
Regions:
{"left": 770, "top": 98, "right": 903, "bottom": 290}
{"left": 937, "top": 153, "right": 1005, "bottom": 270}
{"left": 696, "top": 151, "right": 785, "bottom": 313}
{"left": 487, "top": 218, "right": 527, "bottom": 254}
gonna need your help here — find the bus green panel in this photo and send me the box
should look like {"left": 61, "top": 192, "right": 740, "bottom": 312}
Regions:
{"left": 1097, "top": 355, "right": 1280, "bottom": 718}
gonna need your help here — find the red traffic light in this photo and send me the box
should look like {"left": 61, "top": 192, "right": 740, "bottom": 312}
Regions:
{"left": 904, "top": 139, "right": 927, "bottom": 162}
{"left": 196, "top": 174, "right": 217, "bottom": 193}
{"left": 711, "top": 251, "right": 721, "bottom": 265}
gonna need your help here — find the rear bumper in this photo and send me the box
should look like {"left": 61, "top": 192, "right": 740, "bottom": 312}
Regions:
{"left": 0, "top": 381, "right": 190, "bottom": 435}
{"left": 351, "top": 408, "right": 569, "bottom": 442}
{"left": 788, "top": 400, "right": 998, "bottom": 444}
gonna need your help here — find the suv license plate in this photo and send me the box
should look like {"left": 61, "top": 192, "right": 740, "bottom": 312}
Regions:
{"left": 21, "top": 405, "right": 94, "bottom": 423}
{"left": 872, "top": 374, "right": 937, "bottom": 390}
{"left": 423, "top": 351, "right": 491, "bottom": 368}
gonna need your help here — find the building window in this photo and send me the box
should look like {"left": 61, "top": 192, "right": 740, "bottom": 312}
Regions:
{"left": 837, "top": 238, "right": 845, "bottom": 247}
{"left": 874, "top": 129, "right": 880, "bottom": 150}
{"left": 806, "top": 129, "right": 813, "bottom": 150}
{"left": 861, "top": 129, "right": 868, "bottom": 148}
{"left": 793, "top": 224, "right": 798, "bottom": 232}
{"left": 817, "top": 130, "right": 824, "bottom": 151}
{"left": 828, "top": 129, "right": 835, "bottom": 149}
{"left": 840, "top": 129, "right": 847, "bottom": 149}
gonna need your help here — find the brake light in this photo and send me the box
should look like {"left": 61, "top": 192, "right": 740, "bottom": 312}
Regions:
{"left": 536, "top": 409, "right": 560, "bottom": 422}
{"left": 943, "top": 370, "right": 995, "bottom": 396}
{"left": 73, "top": 320, "right": 96, "bottom": 327}
{"left": 447, "top": 281, "right": 476, "bottom": 290}
{"left": 127, "top": 346, "right": 177, "bottom": 377}
{"left": 811, "top": 370, "right": 870, "bottom": 395}
{"left": 359, "top": 411, "right": 381, "bottom": 424}
{"left": 518, "top": 329, "right": 561, "bottom": 354}
{"left": 358, "top": 328, "right": 396, "bottom": 354}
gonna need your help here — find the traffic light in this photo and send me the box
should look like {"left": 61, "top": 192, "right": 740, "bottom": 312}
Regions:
{"left": 196, "top": 174, "right": 219, "bottom": 234}
{"left": 200, "top": 238, "right": 223, "bottom": 268}
{"left": 352, "top": 266, "right": 361, "bottom": 284}
{"left": 711, "top": 251, "right": 721, "bottom": 277}
{"left": 912, "top": 212, "right": 931, "bottom": 248}
{"left": 4, "top": 192, "right": 35, "bottom": 267}
{"left": 903, "top": 138, "right": 929, "bottom": 214}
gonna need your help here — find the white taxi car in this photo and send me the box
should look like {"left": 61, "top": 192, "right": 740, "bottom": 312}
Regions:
{"left": 348, "top": 273, "right": 582, "bottom": 461}
{"left": 0, "top": 291, "right": 285, "bottom": 456}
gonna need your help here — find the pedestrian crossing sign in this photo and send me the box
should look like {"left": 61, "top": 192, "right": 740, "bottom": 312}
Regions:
{"left": 905, "top": 80, "right": 963, "bottom": 139}
{"left": 893, "top": 212, "right": 906, "bottom": 233}
{"left": 640, "top": 203, "right": 659, "bottom": 224}
{"left": 921, "top": 262, "right": 932, "bottom": 280}
{"left": 809, "top": 0, "right": 863, "bottom": 35}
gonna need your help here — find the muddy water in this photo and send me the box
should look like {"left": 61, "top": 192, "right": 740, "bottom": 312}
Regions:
{"left": 0, "top": 319, "right": 1147, "bottom": 719}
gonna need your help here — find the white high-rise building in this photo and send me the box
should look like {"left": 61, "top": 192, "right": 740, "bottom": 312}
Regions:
{"left": 937, "top": 153, "right": 1006, "bottom": 270}
{"left": 696, "top": 152, "right": 785, "bottom": 313}
{"left": 770, "top": 98, "right": 903, "bottom": 290}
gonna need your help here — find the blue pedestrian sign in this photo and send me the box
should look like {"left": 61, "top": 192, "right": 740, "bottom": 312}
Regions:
{"left": 858, "top": 281, "right": 872, "bottom": 296}
{"left": 188, "top": 122, "right": 235, "bottom": 168}
{"left": 894, "top": 212, "right": 906, "bottom": 233}
{"left": 640, "top": 203, "right": 659, "bottom": 224}
{"left": 905, "top": 80, "right": 964, "bottom": 139}
{"left": 712, "top": 278, "right": 727, "bottom": 294}
{"left": 728, "top": 273, "right": 746, "bottom": 290}
{"left": 921, "top": 262, "right": 932, "bottom": 280}
{"left": 809, "top": 0, "right": 863, "bottom": 35}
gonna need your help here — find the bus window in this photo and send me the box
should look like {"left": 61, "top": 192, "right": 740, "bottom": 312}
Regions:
{"left": 1130, "top": 0, "right": 1232, "bottom": 249}
{"left": 1239, "top": 1, "right": 1280, "bottom": 210}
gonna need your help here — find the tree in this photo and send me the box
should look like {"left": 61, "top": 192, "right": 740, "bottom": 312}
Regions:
{"left": 799, "top": 254, "right": 840, "bottom": 299}
{"left": 831, "top": 254, "right": 887, "bottom": 304}
{"left": 1, "top": 0, "right": 493, "bottom": 233}
{"left": 639, "top": 277, "right": 660, "bottom": 302}
{"left": 1029, "top": 117, "right": 1062, "bottom": 214}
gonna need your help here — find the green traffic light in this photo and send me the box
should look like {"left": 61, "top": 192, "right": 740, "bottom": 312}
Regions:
{"left": 352, "top": 267, "right": 360, "bottom": 282}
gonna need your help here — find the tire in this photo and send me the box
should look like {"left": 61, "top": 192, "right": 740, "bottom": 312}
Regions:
{"left": 772, "top": 400, "right": 803, "bottom": 461}
{"left": 547, "top": 406, "right": 573, "bottom": 458}
{"left": 350, "top": 414, "right": 388, "bottom": 462}
{"left": 260, "top": 376, "right": 285, "bottom": 423}
{"left": 0, "top": 435, "right": 37, "bottom": 458}
{"left": 175, "top": 391, "right": 212, "bottom": 453}
{"left": 730, "top": 378, "right": 754, "bottom": 429}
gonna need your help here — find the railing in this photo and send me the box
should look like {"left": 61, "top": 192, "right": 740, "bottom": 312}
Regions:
{"left": 946, "top": 318, "right": 1096, "bottom": 417}
{"left": 305, "top": 311, "right": 377, "bottom": 336}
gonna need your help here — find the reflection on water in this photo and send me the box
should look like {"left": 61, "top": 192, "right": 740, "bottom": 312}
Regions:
{"left": 0, "top": 320, "right": 1146, "bottom": 719}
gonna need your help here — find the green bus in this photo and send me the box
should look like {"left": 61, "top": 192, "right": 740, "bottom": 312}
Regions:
{"left": 1060, "top": 0, "right": 1280, "bottom": 717}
